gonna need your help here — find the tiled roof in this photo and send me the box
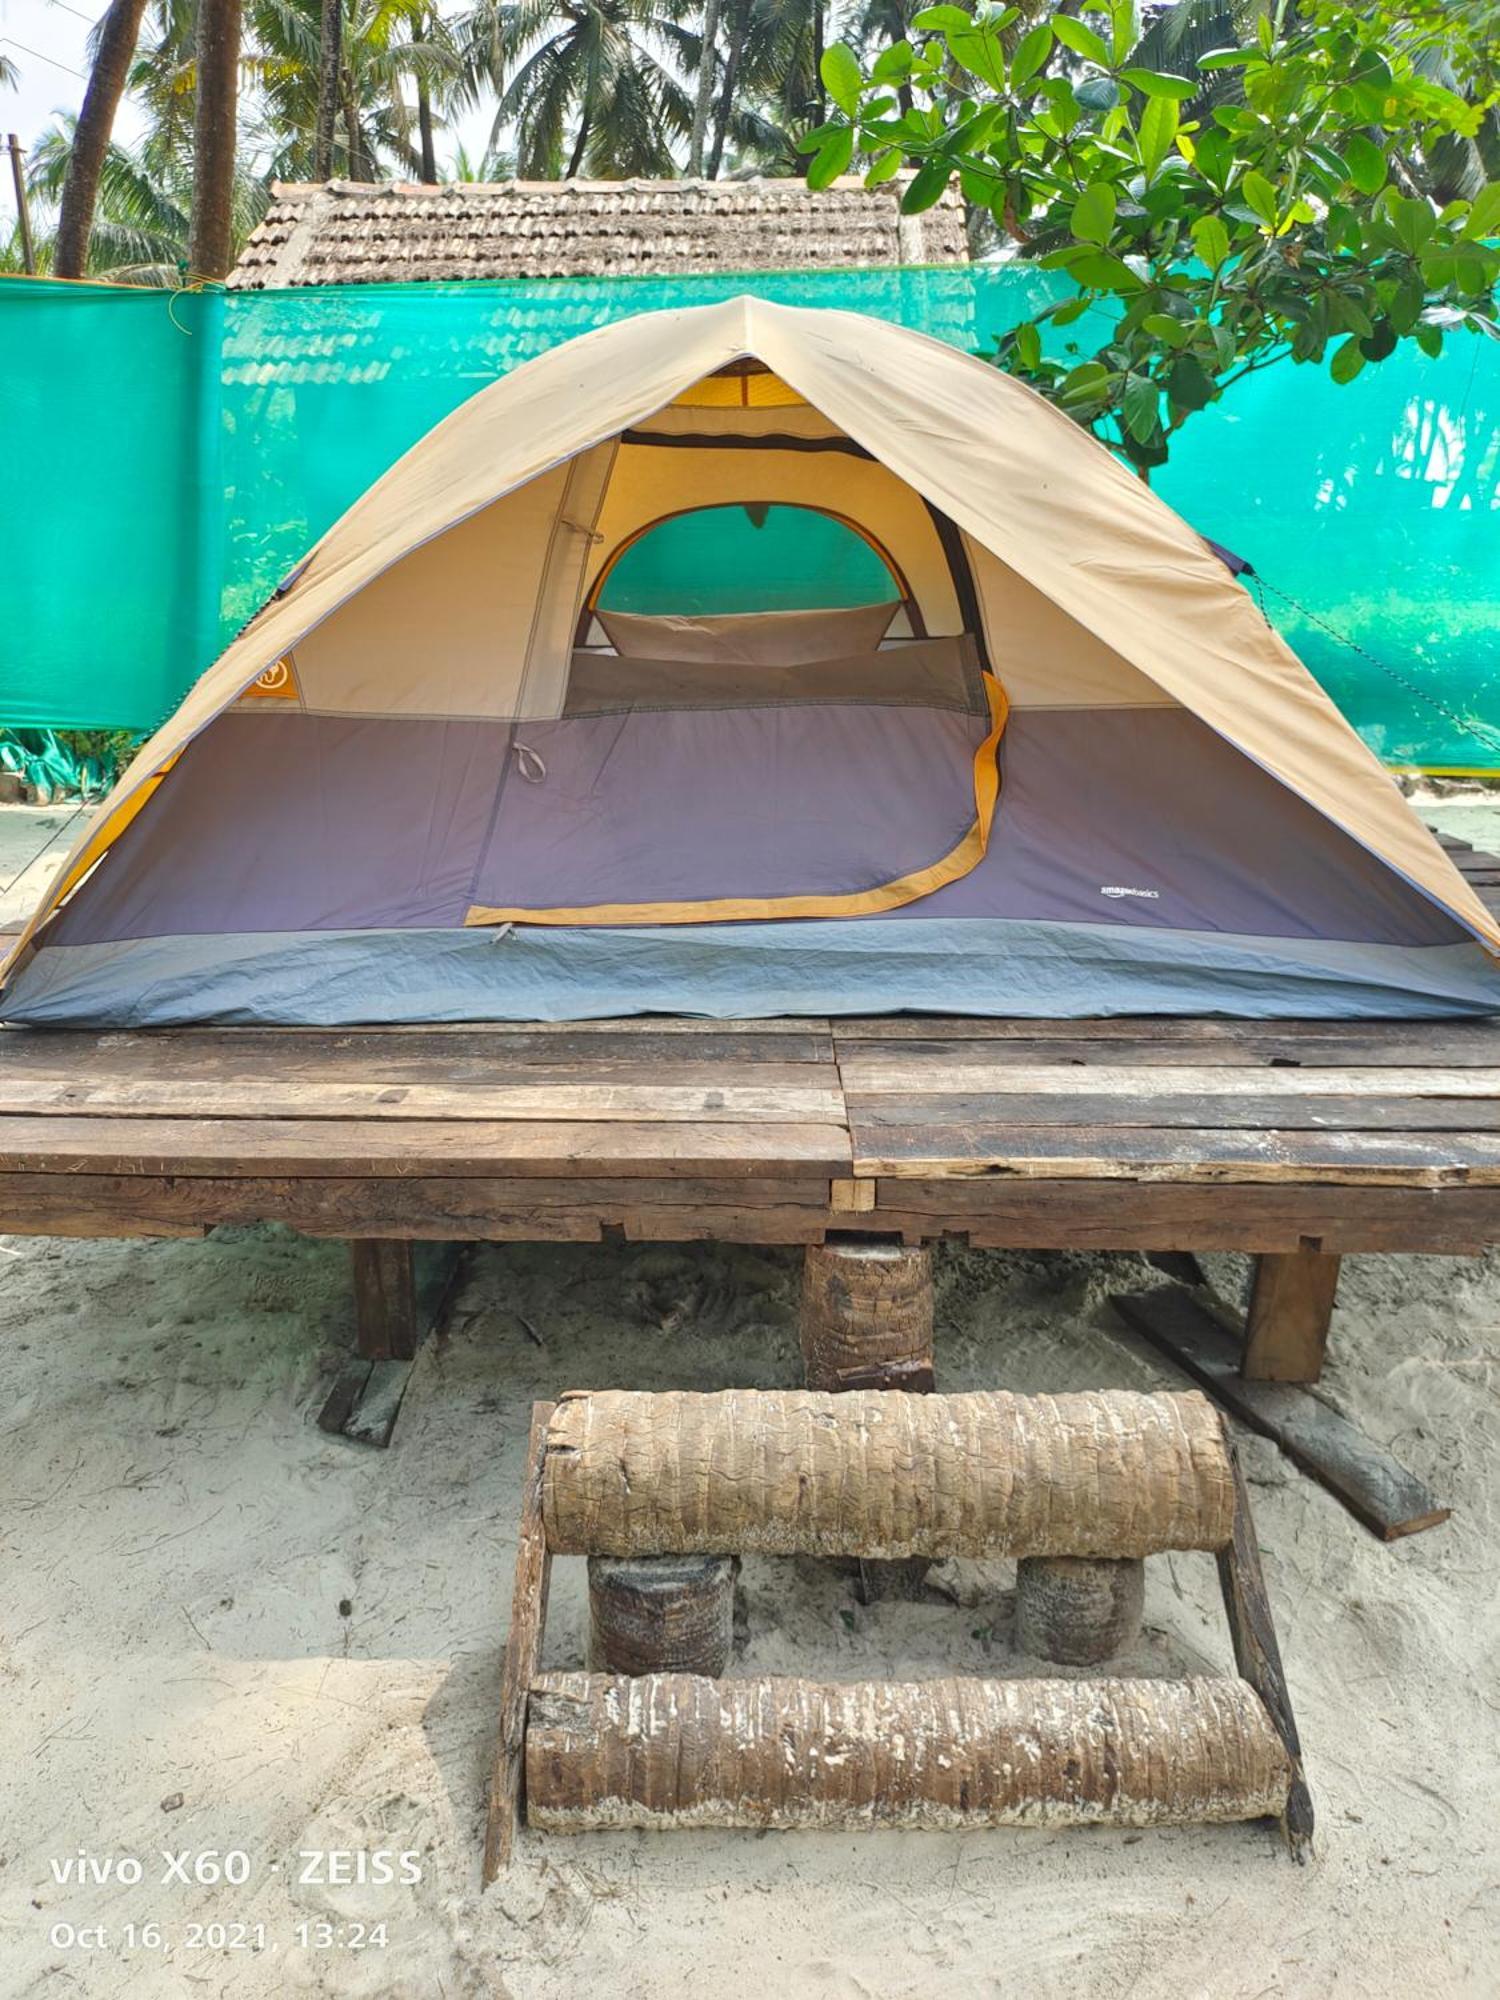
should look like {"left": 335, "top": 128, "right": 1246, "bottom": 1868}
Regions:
{"left": 227, "top": 176, "right": 970, "bottom": 289}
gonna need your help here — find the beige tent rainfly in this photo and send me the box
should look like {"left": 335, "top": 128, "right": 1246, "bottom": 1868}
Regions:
{"left": 5, "top": 297, "right": 1498, "bottom": 1027}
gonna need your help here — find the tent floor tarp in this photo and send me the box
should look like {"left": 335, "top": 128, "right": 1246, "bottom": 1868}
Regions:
{"left": 8, "top": 919, "right": 1500, "bottom": 1027}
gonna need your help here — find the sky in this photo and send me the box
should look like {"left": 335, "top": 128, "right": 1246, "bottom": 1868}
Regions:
{"left": 1, "top": 0, "right": 147, "bottom": 156}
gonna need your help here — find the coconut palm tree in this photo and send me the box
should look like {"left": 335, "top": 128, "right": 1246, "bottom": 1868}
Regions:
{"left": 190, "top": 0, "right": 244, "bottom": 275}
{"left": 55, "top": 0, "right": 155, "bottom": 275}
{"left": 466, "top": 0, "right": 694, "bottom": 177}
{"left": 244, "top": 0, "right": 462, "bottom": 179}
{"left": 16, "top": 113, "right": 263, "bottom": 279}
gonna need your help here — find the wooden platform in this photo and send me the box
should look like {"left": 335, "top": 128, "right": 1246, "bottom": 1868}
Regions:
{"left": 1, "top": 1006, "right": 1499, "bottom": 1251}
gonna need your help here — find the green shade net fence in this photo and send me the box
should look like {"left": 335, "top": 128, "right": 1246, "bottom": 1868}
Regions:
{"left": 2, "top": 266, "right": 1497, "bottom": 769}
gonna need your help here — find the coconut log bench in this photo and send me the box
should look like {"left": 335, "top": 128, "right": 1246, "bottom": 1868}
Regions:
{"left": 481, "top": 1386, "right": 1311, "bottom": 1876}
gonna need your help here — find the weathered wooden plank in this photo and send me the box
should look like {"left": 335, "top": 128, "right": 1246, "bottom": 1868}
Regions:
{"left": 840, "top": 1062, "right": 1500, "bottom": 1098}
{"left": 0, "top": 1170, "right": 843, "bottom": 1237}
{"left": 1243, "top": 1250, "right": 1342, "bottom": 1383}
{"left": 483, "top": 1402, "right": 556, "bottom": 1884}
{"left": 0, "top": 1116, "right": 853, "bottom": 1178}
{"left": 5, "top": 1166, "right": 1500, "bottom": 1252}
{"left": 1112, "top": 1285, "right": 1452, "bottom": 1540}
{"left": 0, "top": 1018, "right": 829, "bottom": 1049}
{"left": 833, "top": 1019, "right": 1500, "bottom": 1061}
{"left": 0, "top": 1032, "right": 837, "bottom": 1078}
{"left": 0, "top": 1074, "right": 845, "bottom": 1124}
{"left": 1216, "top": 1442, "right": 1315, "bottom": 1857}
{"left": 848, "top": 1090, "right": 1500, "bottom": 1131}
{"left": 851, "top": 1122, "right": 1500, "bottom": 1184}
{"left": 873, "top": 1179, "right": 1500, "bottom": 1252}
{"left": 315, "top": 1356, "right": 416, "bottom": 1449}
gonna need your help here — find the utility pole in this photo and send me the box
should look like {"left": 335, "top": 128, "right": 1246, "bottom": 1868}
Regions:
{"left": 8, "top": 133, "right": 35, "bottom": 274}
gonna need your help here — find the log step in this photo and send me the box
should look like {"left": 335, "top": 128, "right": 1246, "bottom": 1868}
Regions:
{"left": 542, "top": 1387, "right": 1235, "bottom": 1561}
{"left": 525, "top": 1673, "right": 1293, "bottom": 1833}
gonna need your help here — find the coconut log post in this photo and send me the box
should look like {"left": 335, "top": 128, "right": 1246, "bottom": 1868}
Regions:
{"left": 525, "top": 1673, "right": 1294, "bottom": 1834}
{"left": 542, "top": 1388, "right": 1236, "bottom": 1560}
{"left": 587, "top": 1554, "right": 737, "bottom": 1677}
{"left": 800, "top": 1239, "right": 936, "bottom": 1600}
{"left": 800, "top": 1239, "right": 935, "bottom": 1393}
{"left": 1015, "top": 1555, "right": 1145, "bottom": 1667}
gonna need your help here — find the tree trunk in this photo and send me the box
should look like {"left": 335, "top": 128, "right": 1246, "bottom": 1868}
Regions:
{"left": 565, "top": 110, "right": 591, "bottom": 178}
{"left": 188, "top": 0, "right": 242, "bottom": 281}
{"left": 706, "top": 0, "right": 746, "bottom": 179}
{"left": 542, "top": 1388, "right": 1236, "bottom": 1561}
{"left": 527, "top": 1673, "right": 1294, "bottom": 1832}
{"left": 53, "top": 0, "right": 150, "bottom": 278}
{"left": 1015, "top": 1554, "right": 1145, "bottom": 1666}
{"left": 314, "top": 0, "right": 343, "bottom": 180}
{"left": 812, "top": 0, "right": 825, "bottom": 122}
{"left": 344, "top": 86, "right": 367, "bottom": 180}
{"left": 800, "top": 1241, "right": 934, "bottom": 1393}
{"left": 587, "top": 1554, "right": 736, "bottom": 1676}
{"left": 688, "top": 0, "right": 723, "bottom": 177}
{"left": 417, "top": 76, "right": 438, "bottom": 182}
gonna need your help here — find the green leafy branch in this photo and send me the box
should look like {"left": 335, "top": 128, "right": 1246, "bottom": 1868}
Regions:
{"left": 805, "top": 0, "right": 1500, "bottom": 473}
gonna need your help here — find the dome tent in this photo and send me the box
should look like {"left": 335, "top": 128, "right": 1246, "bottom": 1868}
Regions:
{"left": 5, "top": 296, "right": 1498, "bottom": 1026}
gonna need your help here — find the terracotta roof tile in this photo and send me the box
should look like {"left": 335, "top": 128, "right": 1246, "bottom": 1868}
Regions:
{"left": 228, "top": 177, "right": 969, "bottom": 289}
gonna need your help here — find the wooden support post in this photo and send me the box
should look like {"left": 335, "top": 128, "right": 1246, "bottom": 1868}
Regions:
{"left": 1015, "top": 1555, "right": 1144, "bottom": 1667}
{"left": 800, "top": 1239, "right": 935, "bottom": 1392}
{"left": 1243, "top": 1249, "right": 1342, "bottom": 1384}
{"left": 1216, "top": 1439, "right": 1315, "bottom": 1859}
{"left": 352, "top": 1240, "right": 420, "bottom": 1361}
{"left": 318, "top": 1241, "right": 469, "bottom": 1447}
{"left": 801, "top": 1240, "right": 936, "bottom": 1602}
{"left": 588, "top": 1554, "right": 737, "bottom": 1677}
{"left": 482, "top": 1401, "right": 556, "bottom": 1885}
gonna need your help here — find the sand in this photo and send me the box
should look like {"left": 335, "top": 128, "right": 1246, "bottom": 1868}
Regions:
{"left": 1, "top": 795, "right": 1499, "bottom": 1997}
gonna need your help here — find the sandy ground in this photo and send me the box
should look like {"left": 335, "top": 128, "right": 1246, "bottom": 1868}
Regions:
{"left": 1, "top": 1235, "right": 1499, "bottom": 1999}
{"left": 1, "top": 795, "right": 1499, "bottom": 1998}
{"left": 0, "top": 804, "right": 90, "bottom": 930}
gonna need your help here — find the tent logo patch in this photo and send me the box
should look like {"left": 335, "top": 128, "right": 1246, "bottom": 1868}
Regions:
{"left": 1100, "top": 885, "right": 1160, "bottom": 901}
{"left": 246, "top": 658, "right": 298, "bottom": 701}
